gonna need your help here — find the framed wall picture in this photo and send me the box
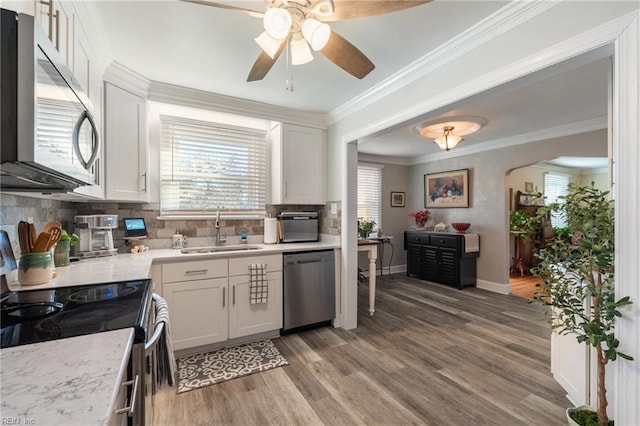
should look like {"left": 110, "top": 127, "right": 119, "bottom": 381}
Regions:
{"left": 525, "top": 181, "right": 534, "bottom": 193}
{"left": 391, "top": 191, "right": 405, "bottom": 207}
{"left": 424, "top": 169, "right": 470, "bottom": 208}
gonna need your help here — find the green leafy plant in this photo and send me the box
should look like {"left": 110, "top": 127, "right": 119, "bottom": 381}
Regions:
{"left": 532, "top": 182, "right": 633, "bottom": 426}
{"left": 357, "top": 218, "right": 376, "bottom": 239}
{"left": 60, "top": 230, "right": 80, "bottom": 246}
{"left": 509, "top": 209, "right": 537, "bottom": 242}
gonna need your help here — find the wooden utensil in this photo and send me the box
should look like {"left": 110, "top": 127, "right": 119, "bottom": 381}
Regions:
{"left": 43, "top": 221, "right": 62, "bottom": 233}
{"left": 28, "top": 223, "right": 37, "bottom": 252}
{"left": 18, "top": 221, "right": 29, "bottom": 253}
{"left": 46, "top": 227, "right": 62, "bottom": 250}
{"left": 32, "top": 232, "right": 51, "bottom": 253}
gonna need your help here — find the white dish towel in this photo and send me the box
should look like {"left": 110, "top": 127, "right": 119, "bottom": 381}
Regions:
{"left": 249, "top": 263, "right": 268, "bottom": 304}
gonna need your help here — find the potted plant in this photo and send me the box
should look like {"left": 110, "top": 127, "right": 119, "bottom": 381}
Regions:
{"left": 531, "top": 182, "right": 633, "bottom": 426}
{"left": 54, "top": 230, "right": 79, "bottom": 267}
{"left": 357, "top": 218, "right": 376, "bottom": 239}
{"left": 409, "top": 209, "right": 431, "bottom": 228}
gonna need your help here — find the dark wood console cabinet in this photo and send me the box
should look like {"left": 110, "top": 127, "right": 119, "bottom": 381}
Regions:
{"left": 404, "top": 231, "right": 479, "bottom": 290}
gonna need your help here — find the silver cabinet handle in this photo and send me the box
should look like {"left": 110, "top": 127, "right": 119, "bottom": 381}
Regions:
{"left": 222, "top": 287, "right": 226, "bottom": 308}
{"left": 232, "top": 285, "right": 235, "bottom": 305}
{"left": 115, "top": 374, "right": 139, "bottom": 417}
{"left": 141, "top": 172, "right": 147, "bottom": 192}
{"left": 184, "top": 269, "right": 208, "bottom": 275}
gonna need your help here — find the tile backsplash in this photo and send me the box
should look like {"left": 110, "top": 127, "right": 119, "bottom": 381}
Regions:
{"left": 0, "top": 194, "right": 342, "bottom": 254}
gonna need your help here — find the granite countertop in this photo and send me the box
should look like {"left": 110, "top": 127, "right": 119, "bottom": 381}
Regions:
{"left": 0, "top": 328, "right": 134, "bottom": 426}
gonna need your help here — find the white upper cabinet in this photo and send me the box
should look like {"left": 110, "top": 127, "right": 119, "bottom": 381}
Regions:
{"left": 104, "top": 82, "right": 149, "bottom": 202}
{"left": 271, "top": 123, "right": 326, "bottom": 205}
{"left": 69, "top": 15, "right": 104, "bottom": 199}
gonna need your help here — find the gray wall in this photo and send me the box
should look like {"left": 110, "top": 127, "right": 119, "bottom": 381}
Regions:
{"left": 357, "top": 161, "right": 410, "bottom": 272}
{"left": 407, "top": 129, "right": 607, "bottom": 288}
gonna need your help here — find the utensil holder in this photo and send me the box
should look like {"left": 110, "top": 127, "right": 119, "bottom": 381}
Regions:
{"left": 18, "top": 252, "right": 53, "bottom": 286}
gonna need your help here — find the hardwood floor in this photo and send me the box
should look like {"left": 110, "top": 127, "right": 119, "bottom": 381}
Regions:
{"left": 154, "top": 274, "right": 568, "bottom": 425}
{"left": 510, "top": 275, "right": 543, "bottom": 300}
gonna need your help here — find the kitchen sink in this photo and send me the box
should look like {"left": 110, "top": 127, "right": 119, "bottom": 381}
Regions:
{"left": 180, "top": 245, "right": 262, "bottom": 254}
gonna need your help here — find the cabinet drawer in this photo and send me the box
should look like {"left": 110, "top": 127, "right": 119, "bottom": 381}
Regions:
{"left": 430, "top": 235, "right": 459, "bottom": 249}
{"left": 229, "top": 254, "right": 283, "bottom": 276}
{"left": 405, "top": 233, "right": 430, "bottom": 245}
{"left": 162, "top": 259, "right": 228, "bottom": 283}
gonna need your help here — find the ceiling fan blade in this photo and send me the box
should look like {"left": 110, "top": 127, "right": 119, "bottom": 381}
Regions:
{"left": 247, "top": 42, "right": 286, "bottom": 82}
{"left": 322, "top": 0, "right": 431, "bottom": 22}
{"left": 181, "top": 0, "right": 264, "bottom": 19}
{"left": 320, "top": 31, "right": 374, "bottom": 79}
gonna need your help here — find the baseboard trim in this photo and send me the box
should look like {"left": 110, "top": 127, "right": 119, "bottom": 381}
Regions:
{"left": 477, "top": 279, "right": 512, "bottom": 294}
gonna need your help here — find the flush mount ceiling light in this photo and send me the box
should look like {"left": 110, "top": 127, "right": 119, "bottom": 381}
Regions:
{"left": 415, "top": 116, "right": 487, "bottom": 151}
{"left": 183, "top": 0, "right": 431, "bottom": 88}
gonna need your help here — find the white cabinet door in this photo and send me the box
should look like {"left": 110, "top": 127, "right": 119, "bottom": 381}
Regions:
{"left": 228, "top": 271, "right": 283, "bottom": 339}
{"left": 163, "top": 278, "right": 228, "bottom": 350}
{"left": 271, "top": 123, "right": 326, "bottom": 204}
{"left": 69, "top": 16, "right": 104, "bottom": 199}
{"left": 104, "top": 82, "right": 149, "bottom": 202}
{"left": 54, "top": 1, "right": 73, "bottom": 67}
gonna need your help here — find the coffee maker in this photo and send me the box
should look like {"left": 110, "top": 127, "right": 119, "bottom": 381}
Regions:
{"left": 73, "top": 215, "right": 118, "bottom": 258}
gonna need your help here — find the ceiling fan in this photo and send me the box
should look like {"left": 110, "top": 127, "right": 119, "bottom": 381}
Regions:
{"left": 182, "top": 0, "right": 430, "bottom": 86}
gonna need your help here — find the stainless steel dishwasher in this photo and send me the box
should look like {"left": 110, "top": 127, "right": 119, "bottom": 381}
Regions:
{"left": 282, "top": 250, "right": 335, "bottom": 332}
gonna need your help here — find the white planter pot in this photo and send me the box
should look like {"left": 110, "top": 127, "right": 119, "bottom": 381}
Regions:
{"left": 566, "top": 405, "right": 596, "bottom": 426}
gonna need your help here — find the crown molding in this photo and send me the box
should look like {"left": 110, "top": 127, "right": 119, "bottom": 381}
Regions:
{"left": 103, "top": 61, "right": 152, "bottom": 97}
{"left": 327, "top": 1, "right": 559, "bottom": 125}
{"left": 407, "top": 116, "right": 607, "bottom": 165}
{"left": 148, "top": 81, "right": 326, "bottom": 129}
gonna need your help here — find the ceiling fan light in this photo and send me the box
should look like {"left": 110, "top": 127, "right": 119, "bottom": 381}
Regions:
{"left": 255, "top": 31, "right": 281, "bottom": 58}
{"left": 263, "top": 7, "right": 292, "bottom": 40}
{"left": 291, "top": 38, "right": 313, "bottom": 65}
{"left": 302, "top": 18, "right": 331, "bottom": 51}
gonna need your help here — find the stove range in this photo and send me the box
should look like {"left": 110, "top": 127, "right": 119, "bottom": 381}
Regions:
{"left": 0, "top": 279, "right": 153, "bottom": 348}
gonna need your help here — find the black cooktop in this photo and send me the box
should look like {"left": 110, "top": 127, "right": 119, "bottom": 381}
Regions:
{"left": 0, "top": 279, "right": 153, "bottom": 348}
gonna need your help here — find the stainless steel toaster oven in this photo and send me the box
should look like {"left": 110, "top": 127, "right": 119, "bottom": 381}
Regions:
{"left": 278, "top": 212, "right": 319, "bottom": 243}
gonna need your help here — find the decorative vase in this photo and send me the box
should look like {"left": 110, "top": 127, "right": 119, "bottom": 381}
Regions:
{"left": 18, "top": 251, "right": 53, "bottom": 286}
{"left": 359, "top": 230, "right": 370, "bottom": 240}
{"left": 54, "top": 240, "right": 71, "bottom": 267}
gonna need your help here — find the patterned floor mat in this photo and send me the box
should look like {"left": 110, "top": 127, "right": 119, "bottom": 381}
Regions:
{"left": 176, "top": 340, "right": 288, "bottom": 393}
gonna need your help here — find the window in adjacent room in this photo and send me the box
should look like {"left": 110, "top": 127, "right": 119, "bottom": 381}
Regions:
{"left": 357, "top": 163, "right": 383, "bottom": 231}
{"left": 544, "top": 172, "right": 570, "bottom": 227}
{"left": 159, "top": 113, "right": 268, "bottom": 217}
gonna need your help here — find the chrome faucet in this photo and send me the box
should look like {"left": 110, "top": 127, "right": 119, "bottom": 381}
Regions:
{"left": 214, "top": 210, "right": 226, "bottom": 246}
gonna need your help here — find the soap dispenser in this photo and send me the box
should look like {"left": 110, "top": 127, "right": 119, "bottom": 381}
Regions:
{"left": 172, "top": 230, "right": 184, "bottom": 249}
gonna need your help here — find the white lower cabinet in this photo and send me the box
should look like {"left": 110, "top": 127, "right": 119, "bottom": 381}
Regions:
{"left": 228, "top": 273, "right": 282, "bottom": 339}
{"left": 164, "top": 277, "right": 228, "bottom": 350}
{"left": 161, "top": 254, "right": 283, "bottom": 351}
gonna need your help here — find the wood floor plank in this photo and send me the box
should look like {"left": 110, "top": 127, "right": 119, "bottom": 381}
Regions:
{"left": 154, "top": 273, "right": 568, "bottom": 425}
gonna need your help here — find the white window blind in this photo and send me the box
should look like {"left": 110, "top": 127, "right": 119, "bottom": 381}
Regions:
{"left": 160, "top": 115, "right": 268, "bottom": 215}
{"left": 357, "top": 164, "right": 382, "bottom": 229}
{"left": 544, "top": 172, "right": 570, "bottom": 227}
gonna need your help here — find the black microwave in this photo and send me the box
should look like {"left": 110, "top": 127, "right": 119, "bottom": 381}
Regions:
{"left": 0, "top": 9, "right": 100, "bottom": 192}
